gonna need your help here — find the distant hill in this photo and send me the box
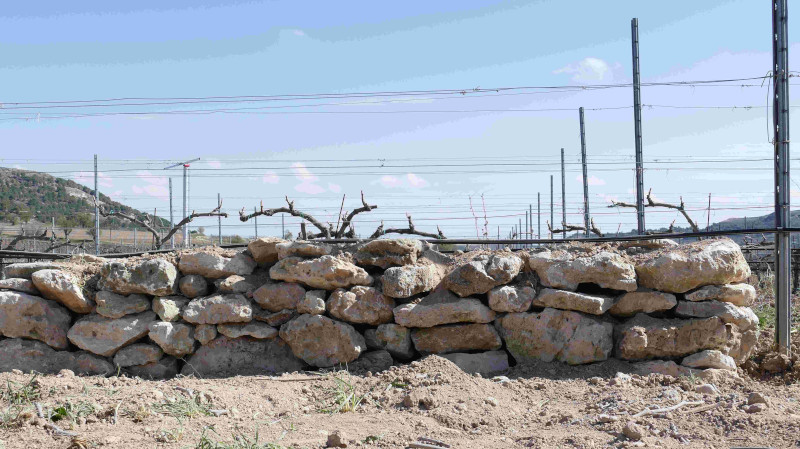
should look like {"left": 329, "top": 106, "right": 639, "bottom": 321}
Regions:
{"left": 0, "top": 167, "right": 168, "bottom": 230}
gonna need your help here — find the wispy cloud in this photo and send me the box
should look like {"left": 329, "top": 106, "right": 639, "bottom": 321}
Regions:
{"left": 554, "top": 57, "right": 614, "bottom": 82}
{"left": 206, "top": 160, "right": 222, "bottom": 169}
{"left": 328, "top": 183, "right": 341, "bottom": 193}
{"left": 262, "top": 171, "right": 279, "bottom": 184}
{"left": 406, "top": 173, "right": 429, "bottom": 188}
{"left": 575, "top": 174, "right": 606, "bottom": 186}
{"left": 132, "top": 170, "right": 169, "bottom": 200}
{"left": 377, "top": 175, "right": 402, "bottom": 188}
{"left": 75, "top": 171, "right": 113, "bottom": 188}
{"left": 292, "top": 162, "right": 325, "bottom": 194}
{"left": 373, "top": 173, "right": 429, "bottom": 189}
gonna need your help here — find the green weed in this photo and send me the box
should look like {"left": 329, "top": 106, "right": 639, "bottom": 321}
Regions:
{"left": 1, "top": 374, "right": 40, "bottom": 405}
{"left": 152, "top": 394, "right": 210, "bottom": 419}
{"left": 320, "top": 372, "right": 368, "bottom": 414}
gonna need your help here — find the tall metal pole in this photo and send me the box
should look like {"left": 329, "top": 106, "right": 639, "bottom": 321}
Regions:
{"left": 550, "top": 175, "right": 554, "bottom": 239}
{"left": 218, "top": 193, "right": 222, "bottom": 245}
{"left": 169, "top": 178, "right": 175, "bottom": 249}
{"left": 254, "top": 207, "right": 258, "bottom": 238}
{"left": 560, "top": 148, "right": 566, "bottom": 239}
{"left": 537, "top": 192, "right": 541, "bottom": 240}
{"left": 281, "top": 214, "right": 285, "bottom": 239}
{"left": 632, "top": 18, "right": 646, "bottom": 234}
{"left": 579, "top": 107, "right": 590, "bottom": 237}
{"left": 93, "top": 155, "right": 99, "bottom": 255}
{"left": 524, "top": 209, "right": 528, "bottom": 247}
{"left": 164, "top": 158, "right": 199, "bottom": 248}
{"left": 773, "top": 0, "right": 791, "bottom": 354}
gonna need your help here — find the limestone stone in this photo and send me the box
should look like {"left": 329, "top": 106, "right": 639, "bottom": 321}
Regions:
{"left": 635, "top": 238, "right": 750, "bottom": 293}
{"left": 124, "top": 357, "right": 179, "bottom": 380}
{"left": 496, "top": 308, "right": 613, "bottom": 365}
{"left": 381, "top": 264, "right": 445, "bottom": 299}
{"left": 443, "top": 253, "right": 522, "bottom": 297}
{"left": 528, "top": 249, "right": 637, "bottom": 292}
{"left": 195, "top": 324, "right": 217, "bottom": 345}
{"left": 411, "top": 324, "right": 502, "bottom": 354}
{"left": 685, "top": 283, "right": 756, "bottom": 306}
{"left": 269, "top": 256, "right": 373, "bottom": 290}
{"left": 393, "top": 288, "right": 495, "bottom": 328}
{"left": 99, "top": 259, "right": 178, "bottom": 296}
{"left": 675, "top": 300, "right": 758, "bottom": 332}
{"left": 179, "top": 275, "right": 208, "bottom": 298}
{"left": 608, "top": 290, "right": 677, "bottom": 317}
{"left": 95, "top": 291, "right": 150, "bottom": 319}
{"left": 0, "top": 291, "right": 72, "bottom": 349}
{"left": 614, "top": 314, "right": 729, "bottom": 360}
{"left": 279, "top": 314, "right": 366, "bottom": 367}
{"left": 633, "top": 360, "right": 697, "bottom": 378}
{"left": 3, "top": 262, "right": 62, "bottom": 279}
{"left": 113, "top": 343, "right": 163, "bottom": 368}
{"left": 31, "top": 269, "right": 94, "bottom": 313}
{"left": 252, "top": 308, "right": 296, "bottom": 327}
{"left": 67, "top": 311, "right": 157, "bottom": 357}
{"left": 487, "top": 285, "right": 536, "bottom": 313}
{"left": 296, "top": 290, "right": 326, "bottom": 315}
{"left": 253, "top": 282, "right": 305, "bottom": 312}
{"left": 276, "top": 241, "right": 332, "bottom": 259}
{"left": 217, "top": 322, "right": 278, "bottom": 339}
{"left": 181, "top": 336, "right": 305, "bottom": 377}
{"left": 354, "top": 239, "right": 423, "bottom": 269}
{"left": 178, "top": 252, "right": 256, "bottom": 279}
{"left": 0, "top": 339, "right": 113, "bottom": 376}
{"left": 247, "top": 237, "right": 287, "bottom": 264}
{"left": 726, "top": 328, "right": 759, "bottom": 364}
{"left": 326, "top": 286, "right": 395, "bottom": 325}
{"left": 349, "top": 350, "right": 393, "bottom": 373}
{"left": 0, "top": 278, "right": 39, "bottom": 295}
{"left": 532, "top": 288, "right": 616, "bottom": 315}
{"left": 681, "top": 350, "right": 736, "bottom": 371}
{"left": 442, "top": 351, "right": 510, "bottom": 374}
{"left": 375, "top": 324, "right": 414, "bottom": 360}
{"left": 148, "top": 321, "right": 196, "bottom": 357}
{"left": 181, "top": 294, "right": 252, "bottom": 324}
{"left": 152, "top": 296, "right": 190, "bottom": 322}
{"left": 214, "top": 275, "right": 255, "bottom": 294}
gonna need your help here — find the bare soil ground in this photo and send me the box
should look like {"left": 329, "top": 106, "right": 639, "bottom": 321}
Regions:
{"left": 2, "top": 331, "right": 800, "bottom": 449}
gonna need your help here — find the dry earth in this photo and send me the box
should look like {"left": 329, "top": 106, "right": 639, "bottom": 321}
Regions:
{"left": 1, "top": 330, "right": 799, "bottom": 449}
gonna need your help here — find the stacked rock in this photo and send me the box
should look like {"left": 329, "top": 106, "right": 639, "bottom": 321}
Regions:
{"left": 0, "top": 237, "right": 757, "bottom": 378}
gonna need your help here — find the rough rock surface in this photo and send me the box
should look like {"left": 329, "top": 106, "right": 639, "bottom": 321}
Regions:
{"left": 614, "top": 314, "right": 729, "bottom": 360}
{"left": 381, "top": 264, "right": 445, "bottom": 299}
{"left": 633, "top": 360, "right": 696, "bottom": 378}
{"left": 148, "top": 321, "right": 196, "bottom": 357}
{"left": 214, "top": 275, "right": 255, "bottom": 294}
{"left": 112, "top": 343, "right": 163, "bottom": 368}
{"left": 349, "top": 350, "right": 393, "bottom": 373}
{"left": 67, "top": 311, "right": 157, "bottom": 357}
{"left": 247, "top": 237, "right": 287, "bottom": 264}
{"left": 532, "top": 288, "right": 616, "bottom": 315}
{"left": 635, "top": 238, "right": 750, "bottom": 293}
{"left": 270, "top": 256, "right": 373, "bottom": 290}
{"left": 297, "top": 290, "right": 326, "bottom": 315}
{"left": 375, "top": 324, "right": 414, "bottom": 360}
{"left": 125, "top": 357, "right": 179, "bottom": 380}
{"left": 685, "top": 283, "right": 756, "bottom": 306}
{"left": 608, "top": 290, "right": 677, "bottom": 317}
{"left": 253, "top": 308, "right": 296, "bottom": 327}
{"left": 0, "top": 291, "right": 72, "bottom": 349}
{"left": 31, "top": 269, "right": 95, "bottom": 313}
{"left": 0, "top": 278, "right": 39, "bottom": 295}
{"left": 181, "top": 336, "right": 305, "bottom": 377}
{"left": 443, "top": 253, "right": 522, "bottom": 297}
{"left": 675, "top": 300, "right": 758, "bottom": 332}
{"left": 528, "top": 250, "right": 637, "bottom": 292}
{"left": 276, "top": 241, "right": 331, "bottom": 259}
{"left": 411, "top": 324, "right": 502, "bottom": 354}
{"left": 195, "top": 324, "right": 217, "bottom": 345}
{"left": 354, "top": 239, "right": 423, "bottom": 269}
{"left": 178, "top": 252, "right": 256, "bottom": 279}
{"left": 497, "top": 308, "right": 613, "bottom": 365}
{"left": 95, "top": 291, "right": 150, "bottom": 319}
{"left": 681, "top": 349, "right": 736, "bottom": 371}
{"left": 253, "top": 282, "right": 305, "bottom": 312}
{"left": 99, "top": 259, "right": 178, "bottom": 296}
{"left": 488, "top": 285, "right": 536, "bottom": 313}
{"left": 152, "top": 296, "right": 190, "bottom": 322}
{"left": 3, "top": 262, "right": 63, "bottom": 280}
{"left": 181, "top": 294, "right": 253, "bottom": 325}
{"left": 442, "top": 351, "right": 510, "bottom": 374}
{"left": 179, "top": 275, "right": 208, "bottom": 298}
{"left": 326, "top": 286, "right": 395, "bottom": 325}
{"left": 279, "top": 314, "right": 366, "bottom": 367}
{"left": 727, "top": 328, "right": 759, "bottom": 364}
{"left": 393, "top": 288, "right": 495, "bottom": 328}
{"left": 217, "top": 322, "right": 278, "bottom": 339}
{"left": 0, "top": 339, "right": 113, "bottom": 375}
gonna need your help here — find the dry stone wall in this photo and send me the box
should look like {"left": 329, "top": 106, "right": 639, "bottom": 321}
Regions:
{"left": 0, "top": 237, "right": 758, "bottom": 379}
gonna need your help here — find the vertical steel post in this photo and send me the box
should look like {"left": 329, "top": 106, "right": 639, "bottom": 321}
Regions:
{"left": 281, "top": 214, "right": 285, "bottom": 239}
{"left": 773, "top": 0, "right": 791, "bottom": 354}
{"left": 254, "top": 207, "right": 258, "bottom": 238}
{"left": 218, "top": 193, "right": 222, "bottom": 245}
{"left": 169, "top": 178, "right": 174, "bottom": 249}
{"left": 560, "top": 148, "right": 566, "bottom": 239}
{"left": 94, "top": 155, "right": 99, "bottom": 255}
{"left": 524, "top": 210, "right": 528, "bottom": 248}
{"left": 537, "top": 192, "right": 541, "bottom": 240}
{"left": 134, "top": 228, "right": 137, "bottom": 249}
{"left": 550, "top": 175, "right": 554, "bottom": 239}
{"left": 182, "top": 165, "right": 188, "bottom": 247}
{"left": 632, "top": 18, "right": 646, "bottom": 234}
{"left": 579, "top": 107, "right": 590, "bottom": 237}
{"left": 707, "top": 193, "right": 711, "bottom": 231}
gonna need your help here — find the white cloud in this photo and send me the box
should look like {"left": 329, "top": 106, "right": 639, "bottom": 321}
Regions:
{"left": 292, "top": 29, "right": 306, "bottom": 36}
{"left": 406, "top": 173, "right": 429, "bottom": 188}
{"left": 292, "top": 162, "right": 324, "bottom": 194}
{"left": 206, "top": 160, "right": 222, "bottom": 169}
{"left": 295, "top": 182, "right": 325, "bottom": 195}
{"left": 377, "top": 175, "right": 402, "bottom": 188}
{"left": 575, "top": 174, "right": 606, "bottom": 186}
{"left": 554, "top": 57, "right": 613, "bottom": 82}
{"left": 328, "top": 183, "right": 341, "bottom": 193}
{"left": 74, "top": 171, "right": 113, "bottom": 188}
{"left": 136, "top": 170, "right": 168, "bottom": 186}
{"left": 262, "top": 171, "right": 279, "bottom": 184}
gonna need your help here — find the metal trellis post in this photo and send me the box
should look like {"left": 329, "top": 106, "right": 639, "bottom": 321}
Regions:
{"left": 580, "top": 107, "right": 590, "bottom": 237}
{"left": 632, "top": 17, "right": 646, "bottom": 234}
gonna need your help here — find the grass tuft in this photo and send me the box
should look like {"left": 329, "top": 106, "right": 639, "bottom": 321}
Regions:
{"left": 319, "top": 372, "right": 369, "bottom": 414}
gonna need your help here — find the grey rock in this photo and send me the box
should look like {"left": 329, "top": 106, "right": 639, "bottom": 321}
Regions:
{"left": 181, "top": 294, "right": 253, "bottom": 324}
{"left": 442, "top": 351, "right": 510, "bottom": 374}
{"left": 214, "top": 275, "right": 255, "bottom": 294}
{"left": 0, "top": 278, "right": 39, "bottom": 295}
{"left": 252, "top": 308, "right": 296, "bottom": 327}
{"left": 124, "top": 357, "right": 179, "bottom": 380}
{"left": 443, "top": 253, "right": 523, "bottom": 297}
{"left": 95, "top": 291, "right": 150, "bottom": 319}
{"left": 113, "top": 343, "right": 163, "bottom": 368}
{"left": 532, "top": 288, "right": 616, "bottom": 315}
{"left": 614, "top": 314, "right": 729, "bottom": 360}
{"left": 411, "top": 324, "right": 502, "bottom": 354}
{"left": 181, "top": 336, "right": 305, "bottom": 377}
{"left": 675, "top": 300, "right": 759, "bottom": 332}
{"left": 488, "top": 285, "right": 536, "bottom": 313}
{"left": 528, "top": 249, "right": 637, "bottom": 292}
{"left": 195, "top": 324, "right": 217, "bottom": 345}
{"left": 375, "top": 324, "right": 414, "bottom": 360}
{"left": 0, "top": 339, "right": 113, "bottom": 376}
{"left": 681, "top": 350, "right": 736, "bottom": 371}
{"left": 179, "top": 275, "right": 208, "bottom": 298}
{"left": 217, "top": 322, "right": 278, "bottom": 339}
{"left": 608, "top": 289, "right": 677, "bottom": 317}
{"left": 349, "top": 350, "right": 393, "bottom": 373}
{"left": 279, "top": 314, "right": 365, "bottom": 368}
{"left": 0, "top": 291, "right": 72, "bottom": 349}
{"left": 3, "top": 262, "right": 63, "bottom": 280}
{"left": 67, "top": 311, "right": 157, "bottom": 357}
{"left": 393, "top": 288, "right": 495, "bottom": 328}
{"left": 269, "top": 256, "right": 373, "bottom": 290}
{"left": 275, "top": 241, "right": 331, "bottom": 259}
{"left": 326, "top": 286, "right": 395, "bottom": 325}
{"left": 354, "top": 239, "right": 423, "bottom": 269}
{"left": 148, "top": 321, "right": 196, "bottom": 357}
{"left": 381, "top": 264, "right": 445, "bottom": 299}
{"left": 252, "top": 282, "right": 305, "bottom": 312}
{"left": 99, "top": 259, "right": 178, "bottom": 296}
{"left": 178, "top": 252, "right": 256, "bottom": 279}
{"left": 297, "top": 290, "right": 326, "bottom": 315}
{"left": 31, "top": 269, "right": 95, "bottom": 313}
{"left": 152, "top": 296, "right": 190, "bottom": 322}
{"left": 364, "top": 329, "right": 382, "bottom": 350}
{"left": 685, "top": 283, "right": 756, "bottom": 307}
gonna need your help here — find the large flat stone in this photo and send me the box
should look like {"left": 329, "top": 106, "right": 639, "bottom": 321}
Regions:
{"left": 488, "top": 285, "right": 536, "bottom": 313}
{"left": 354, "top": 239, "right": 423, "bottom": 269}
{"left": 675, "top": 300, "right": 759, "bottom": 332}
{"left": 614, "top": 314, "right": 729, "bottom": 360}
{"left": 279, "top": 314, "right": 366, "bottom": 368}
{"left": 181, "top": 294, "right": 253, "bottom": 324}
{"left": 685, "top": 283, "right": 756, "bottom": 307}
{"left": 0, "top": 291, "right": 72, "bottom": 349}
{"left": 3, "top": 262, "right": 63, "bottom": 280}
{"left": 275, "top": 241, "right": 332, "bottom": 259}
{"left": 269, "top": 256, "right": 373, "bottom": 290}
{"left": 411, "top": 324, "right": 502, "bottom": 354}
{"left": 608, "top": 290, "right": 677, "bottom": 317}
{"left": 178, "top": 252, "right": 256, "bottom": 279}
{"left": 0, "top": 278, "right": 39, "bottom": 295}
{"left": 393, "top": 288, "right": 495, "bottom": 328}
{"left": 113, "top": 343, "right": 163, "bottom": 368}
{"left": 443, "top": 253, "right": 522, "bottom": 297}
{"left": 381, "top": 264, "right": 445, "bottom": 299}
{"left": 248, "top": 237, "right": 287, "bottom": 264}
{"left": 253, "top": 282, "right": 306, "bottom": 312}
{"left": 527, "top": 250, "right": 637, "bottom": 292}
{"left": 326, "top": 286, "right": 395, "bottom": 325}
{"left": 496, "top": 308, "right": 613, "bottom": 365}
{"left": 0, "top": 339, "right": 113, "bottom": 376}
{"left": 532, "top": 288, "right": 616, "bottom": 315}
{"left": 31, "top": 269, "right": 95, "bottom": 313}
{"left": 681, "top": 350, "right": 736, "bottom": 371}
{"left": 375, "top": 324, "right": 414, "bottom": 360}
{"left": 95, "top": 291, "right": 150, "bottom": 319}
{"left": 181, "top": 336, "right": 305, "bottom": 377}
{"left": 99, "top": 259, "right": 178, "bottom": 296}
{"left": 67, "top": 311, "right": 157, "bottom": 357}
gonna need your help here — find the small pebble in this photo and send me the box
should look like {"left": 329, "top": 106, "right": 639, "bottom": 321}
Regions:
{"left": 11, "top": 369, "right": 22, "bottom": 375}
{"left": 746, "top": 403, "right": 767, "bottom": 414}
{"left": 695, "top": 383, "right": 718, "bottom": 395}
{"left": 597, "top": 414, "right": 619, "bottom": 423}
{"left": 485, "top": 397, "right": 499, "bottom": 407}
{"left": 747, "top": 392, "right": 768, "bottom": 405}
{"left": 623, "top": 421, "right": 644, "bottom": 441}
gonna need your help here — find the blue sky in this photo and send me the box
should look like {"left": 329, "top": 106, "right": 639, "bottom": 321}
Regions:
{"left": 0, "top": 1, "right": 796, "bottom": 238}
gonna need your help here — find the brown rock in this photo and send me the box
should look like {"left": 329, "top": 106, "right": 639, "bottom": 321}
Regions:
{"left": 195, "top": 324, "right": 217, "bottom": 345}
{"left": 178, "top": 252, "right": 256, "bottom": 279}
{"left": 375, "top": 324, "right": 414, "bottom": 360}
{"left": 247, "top": 237, "right": 287, "bottom": 264}
{"left": 381, "top": 264, "right": 445, "bottom": 299}
{"left": 393, "top": 288, "right": 495, "bottom": 328}
{"left": 269, "top": 256, "right": 373, "bottom": 290}
{"left": 675, "top": 300, "right": 758, "bottom": 332}
{"left": 681, "top": 350, "right": 736, "bottom": 371}
{"left": 0, "top": 278, "right": 39, "bottom": 295}
{"left": 354, "top": 239, "right": 423, "bottom": 269}
{"left": 622, "top": 421, "right": 644, "bottom": 441}
{"left": 532, "top": 288, "right": 616, "bottom": 315}
{"left": 124, "top": 357, "right": 179, "bottom": 380}
{"left": 217, "top": 322, "right": 278, "bottom": 339}
{"left": 608, "top": 289, "right": 677, "bottom": 317}
{"left": 0, "top": 339, "right": 113, "bottom": 376}
{"left": 276, "top": 241, "right": 331, "bottom": 259}
{"left": 179, "top": 275, "right": 208, "bottom": 298}
{"left": 95, "top": 291, "right": 150, "bottom": 319}
{"left": 252, "top": 282, "right": 305, "bottom": 312}
{"left": 31, "top": 269, "right": 94, "bottom": 313}
{"left": 99, "top": 259, "right": 178, "bottom": 296}
{"left": 0, "top": 291, "right": 72, "bottom": 349}
{"left": 181, "top": 294, "right": 253, "bottom": 324}
{"left": 113, "top": 343, "right": 163, "bottom": 367}
{"left": 214, "top": 275, "right": 255, "bottom": 294}
{"left": 443, "top": 253, "right": 522, "bottom": 297}
{"left": 67, "top": 311, "right": 157, "bottom": 357}
{"left": 488, "top": 285, "right": 536, "bottom": 313}
{"left": 148, "top": 321, "right": 196, "bottom": 357}
{"left": 3, "top": 262, "right": 63, "bottom": 280}
{"left": 528, "top": 249, "right": 637, "bottom": 292}
{"left": 615, "top": 314, "right": 729, "bottom": 360}
{"left": 152, "top": 296, "right": 190, "bottom": 322}
{"left": 252, "top": 308, "right": 296, "bottom": 327}
{"left": 181, "top": 336, "right": 305, "bottom": 377}
{"left": 297, "top": 290, "right": 327, "bottom": 315}
{"left": 279, "top": 314, "right": 365, "bottom": 367}
{"left": 326, "top": 286, "right": 395, "bottom": 325}
{"left": 411, "top": 323, "right": 502, "bottom": 354}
